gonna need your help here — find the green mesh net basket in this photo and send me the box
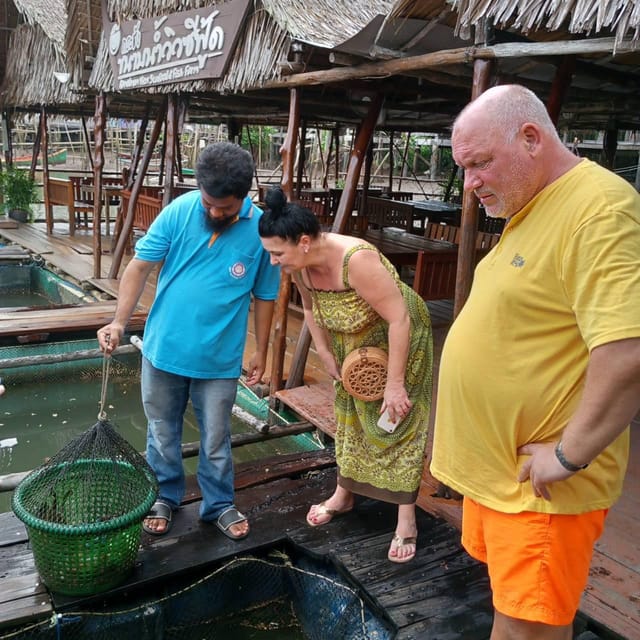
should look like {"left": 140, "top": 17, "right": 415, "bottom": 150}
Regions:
{"left": 12, "top": 421, "right": 158, "bottom": 597}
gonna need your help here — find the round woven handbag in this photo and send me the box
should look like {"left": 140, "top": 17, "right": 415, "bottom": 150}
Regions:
{"left": 341, "top": 346, "right": 388, "bottom": 402}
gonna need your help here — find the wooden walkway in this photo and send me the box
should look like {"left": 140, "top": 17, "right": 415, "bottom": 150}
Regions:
{"left": 0, "top": 220, "right": 638, "bottom": 638}
{"left": 0, "top": 457, "right": 495, "bottom": 638}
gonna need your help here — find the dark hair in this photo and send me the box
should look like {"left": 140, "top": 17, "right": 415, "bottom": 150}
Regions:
{"left": 258, "top": 187, "right": 321, "bottom": 240}
{"left": 195, "top": 142, "right": 254, "bottom": 198}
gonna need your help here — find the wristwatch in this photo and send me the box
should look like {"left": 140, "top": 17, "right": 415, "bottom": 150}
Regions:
{"left": 554, "top": 440, "right": 589, "bottom": 472}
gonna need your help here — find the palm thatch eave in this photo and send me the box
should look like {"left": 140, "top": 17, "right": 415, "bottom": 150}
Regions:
{"left": 388, "top": 0, "right": 640, "bottom": 47}
{"left": 13, "top": 0, "right": 66, "bottom": 50}
{"left": 0, "top": 23, "right": 80, "bottom": 109}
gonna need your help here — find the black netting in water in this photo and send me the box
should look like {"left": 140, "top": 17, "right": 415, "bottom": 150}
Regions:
{"left": 0, "top": 550, "right": 394, "bottom": 640}
{"left": 11, "top": 419, "right": 158, "bottom": 597}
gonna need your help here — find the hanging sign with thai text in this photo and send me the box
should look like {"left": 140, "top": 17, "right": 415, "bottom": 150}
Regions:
{"left": 105, "top": 0, "right": 251, "bottom": 90}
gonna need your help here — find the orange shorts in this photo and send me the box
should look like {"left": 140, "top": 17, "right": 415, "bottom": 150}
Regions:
{"left": 461, "top": 497, "right": 607, "bottom": 626}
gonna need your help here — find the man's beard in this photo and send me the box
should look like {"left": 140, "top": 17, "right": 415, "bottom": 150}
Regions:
{"left": 204, "top": 213, "right": 237, "bottom": 232}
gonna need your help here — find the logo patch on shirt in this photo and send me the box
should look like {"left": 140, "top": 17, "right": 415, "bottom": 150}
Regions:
{"left": 230, "top": 262, "right": 247, "bottom": 279}
{"left": 510, "top": 253, "right": 525, "bottom": 268}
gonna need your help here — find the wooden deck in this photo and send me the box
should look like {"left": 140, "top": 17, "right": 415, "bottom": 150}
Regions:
{"left": 0, "top": 459, "right": 496, "bottom": 638}
{"left": 0, "top": 219, "right": 638, "bottom": 638}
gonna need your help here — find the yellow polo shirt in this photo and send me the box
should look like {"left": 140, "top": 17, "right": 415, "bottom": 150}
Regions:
{"left": 431, "top": 159, "right": 640, "bottom": 514}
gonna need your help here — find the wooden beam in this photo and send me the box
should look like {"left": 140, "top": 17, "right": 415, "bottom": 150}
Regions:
{"left": 264, "top": 38, "right": 633, "bottom": 89}
{"left": 92, "top": 92, "right": 106, "bottom": 278}
{"left": 270, "top": 88, "right": 301, "bottom": 395}
{"left": 109, "top": 98, "right": 167, "bottom": 279}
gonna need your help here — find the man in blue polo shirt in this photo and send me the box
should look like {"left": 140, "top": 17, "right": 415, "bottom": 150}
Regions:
{"left": 97, "top": 142, "right": 280, "bottom": 540}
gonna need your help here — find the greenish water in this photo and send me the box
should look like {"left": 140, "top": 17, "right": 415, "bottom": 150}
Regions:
{"left": 0, "top": 291, "right": 53, "bottom": 307}
{"left": 0, "top": 361, "right": 318, "bottom": 514}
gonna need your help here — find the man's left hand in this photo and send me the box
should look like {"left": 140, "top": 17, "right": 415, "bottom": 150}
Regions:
{"left": 517, "top": 442, "right": 574, "bottom": 501}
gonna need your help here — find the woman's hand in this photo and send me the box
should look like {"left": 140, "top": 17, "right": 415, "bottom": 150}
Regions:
{"left": 382, "top": 381, "right": 412, "bottom": 423}
{"left": 318, "top": 347, "right": 341, "bottom": 380}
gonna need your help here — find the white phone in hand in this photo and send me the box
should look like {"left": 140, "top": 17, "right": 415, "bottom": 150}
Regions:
{"left": 377, "top": 408, "right": 399, "bottom": 433}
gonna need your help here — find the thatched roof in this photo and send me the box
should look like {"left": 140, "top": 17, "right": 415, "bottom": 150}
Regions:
{"left": 261, "top": 0, "right": 395, "bottom": 48}
{"left": 0, "top": 16, "right": 80, "bottom": 109}
{"left": 388, "top": 0, "right": 640, "bottom": 47}
{"left": 12, "top": 0, "right": 66, "bottom": 48}
{"left": 65, "top": 0, "right": 102, "bottom": 89}
{"left": 3, "top": 0, "right": 640, "bottom": 132}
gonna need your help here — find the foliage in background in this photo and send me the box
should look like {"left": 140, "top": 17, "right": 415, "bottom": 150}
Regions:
{"left": 241, "top": 126, "right": 279, "bottom": 160}
{"left": 0, "top": 166, "right": 38, "bottom": 220}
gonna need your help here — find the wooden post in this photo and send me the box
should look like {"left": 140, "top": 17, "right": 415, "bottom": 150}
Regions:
{"left": 175, "top": 96, "right": 188, "bottom": 182}
{"left": 453, "top": 26, "right": 494, "bottom": 318}
{"left": 602, "top": 123, "right": 618, "bottom": 170}
{"left": 109, "top": 98, "right": 167, "bottom": 279}
{"left": 399, "top": 132, "right": 411, "bottom": 189}
{"left": 269, "top": 88, "right": 301, "bottom": 397}
{"left": 162, "top": 94, "right": 178, "bottom": 208}
{"left": 285, "top": 96, "right": 383, "bottom": 391}
{"left": 81, "top": 115, "right": 94, "bottom": 169}
{"left": 41, "top": 108, "right": 52, "bottom": 234}
{"left": 359, "top": 135, "right": 374, "bottom": 223}
{"left": 334, "top": 124, "right": 340, "bottom": 185}
{"left": 29, "top": 118, "right": 42, "bottom": 180}
{"left": 92, "top": 92, "right": 106, "bottom": 278}
{"left": 296, "top": 120, "right": 307, "bottom": 197}
{"left": 333, "top": 93, "right": 384, "bottom": 234}
{"left": 1, "top": 111, "right": 13, "bottom": 167}
{"left": 280, "top": 89, "right": 300, "bottom": 201}
{"left": 388, "top": 131, "right": 395, "bottom": 193}
{"left": 546, "top": 56, "right": 575, "bottom": 126}
{"left": 126, "top": 104, "right": 150, "bottom": 189}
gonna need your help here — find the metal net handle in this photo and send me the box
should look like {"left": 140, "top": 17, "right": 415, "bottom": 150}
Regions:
{"left": 98, "top": 349, "right": 112, "bottom": 421}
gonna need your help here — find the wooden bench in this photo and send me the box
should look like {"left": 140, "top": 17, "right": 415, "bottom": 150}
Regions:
{"left": 366, "top": 196, "right": 416, "bottom": 233}
{"left": 381, "top": 190, "right": 413, "bottom": 202}
{"left": 412, "top": 250, "right": 459, "bottom": 300}
{"left": 413, "top": 246, "right": 490, "bottom": 301}
{"left": 113, "top": 190, "right": 163, "bottom": 253}
{"left": 45, "top": 177, "right": 81, "bottom": 236}
{"left": 476, "top": 230, "right": 501, "bottom": 249}
{"left": 425, "top": 222, "right": 461, "bottom": 243}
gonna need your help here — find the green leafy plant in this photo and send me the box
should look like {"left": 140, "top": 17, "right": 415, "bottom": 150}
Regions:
{"left": 0, "top": 166, "right": 38, "bottom": 221}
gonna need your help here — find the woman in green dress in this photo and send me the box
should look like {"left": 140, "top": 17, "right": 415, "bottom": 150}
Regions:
{"left": 259, "top": 188, "right": 433, "bottom": 563}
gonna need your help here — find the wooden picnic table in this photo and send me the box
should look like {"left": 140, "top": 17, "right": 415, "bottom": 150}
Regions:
{"left": 409, "top": 199, "right": 461, "bottom": 227}
{"left": 352, "top": 227, "right": 458, "bottom": 267}
{"left": 79, "top": 183, "right": 122, "bottom": 236}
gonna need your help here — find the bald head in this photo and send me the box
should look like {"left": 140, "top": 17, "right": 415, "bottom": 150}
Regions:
{"left": 451, "top": 84, "right": 580, "bottom": 219}
{"left": 454, "top": 85, "right": 559, "bottom": 144}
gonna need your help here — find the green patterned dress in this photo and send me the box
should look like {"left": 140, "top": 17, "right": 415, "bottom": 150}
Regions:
{"left": 307, "top": 245, "right": 433, "bottom": 504}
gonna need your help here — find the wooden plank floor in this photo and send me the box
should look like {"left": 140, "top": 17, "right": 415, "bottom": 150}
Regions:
{"left": 0, "top": 462, "right": 495, "bottom": 639}
{"left": 1, "top": 219, "right": 638, "bottom": 638}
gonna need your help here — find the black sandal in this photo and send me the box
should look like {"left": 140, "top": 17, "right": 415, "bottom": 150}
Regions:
{"left": 142, "top": 500, "right": 173, "bottom": 536}
{"left": 215, "top": 507, "right": 249, "bottom": 540}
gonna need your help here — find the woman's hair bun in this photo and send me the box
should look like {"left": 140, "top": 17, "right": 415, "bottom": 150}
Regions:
{"left": 265, "top": 186, "right": 287, "bottom": 215}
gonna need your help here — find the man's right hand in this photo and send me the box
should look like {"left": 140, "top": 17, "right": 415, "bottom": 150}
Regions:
{"left": 97, "top": 323, "right": 124, "bottom": 354}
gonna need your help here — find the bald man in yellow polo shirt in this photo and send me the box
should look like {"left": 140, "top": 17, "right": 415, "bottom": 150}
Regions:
{"left": 431, "top": 84, "right": 640, "bottom": 640}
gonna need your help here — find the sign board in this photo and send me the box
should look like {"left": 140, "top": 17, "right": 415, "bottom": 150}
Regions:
{"left": 105, "top": 0, "right": 251, "bottom": 90}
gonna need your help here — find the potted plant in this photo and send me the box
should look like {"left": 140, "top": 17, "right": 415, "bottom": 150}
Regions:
{"left": 0, "top": 166, "right": 38, "bottom": 223}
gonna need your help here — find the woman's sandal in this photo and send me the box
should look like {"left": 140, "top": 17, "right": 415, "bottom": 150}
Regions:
{"left": 306, "top": 500, "right": 352, "bottom": 527}
{"left": 388, "top": 533, "right": 417, "bottom": 563}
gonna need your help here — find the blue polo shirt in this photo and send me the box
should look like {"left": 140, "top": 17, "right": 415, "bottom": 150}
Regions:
{"left": 134, "top": 191, "right": 280, "bottom": 378}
